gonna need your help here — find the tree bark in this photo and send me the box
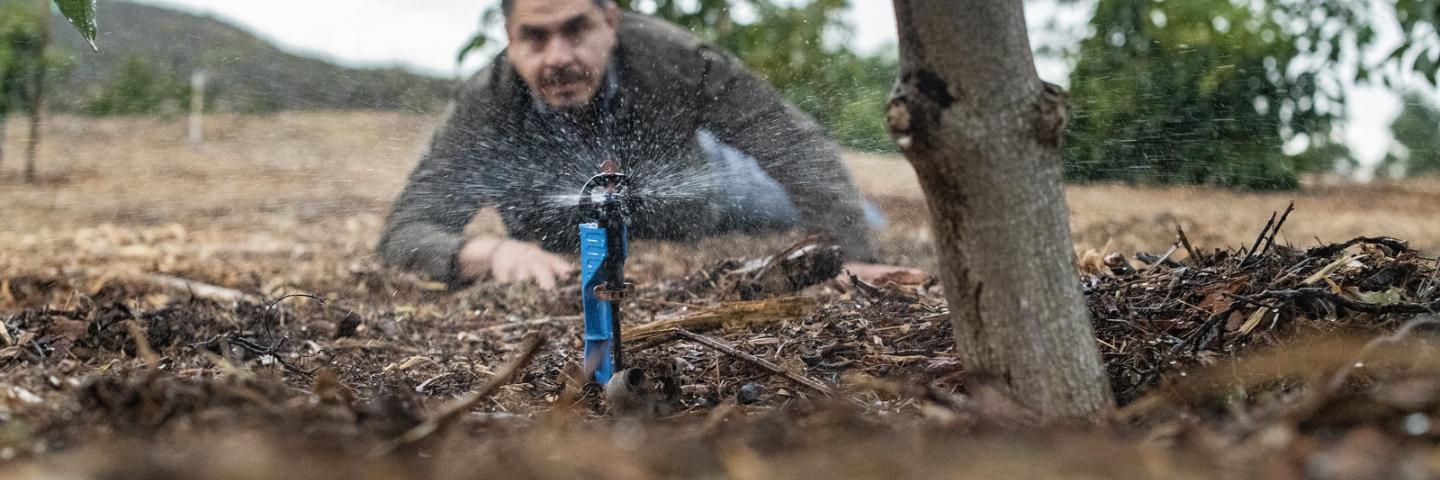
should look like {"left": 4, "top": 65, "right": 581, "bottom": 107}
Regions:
{"left": 23, "top": 0, "right": 50, "bottom": 184}
{"left": 887, "top": 0, "right": 1112, "bottom": 420}
{"left": 0, "top": 114, "right": 8, "bottom": 173}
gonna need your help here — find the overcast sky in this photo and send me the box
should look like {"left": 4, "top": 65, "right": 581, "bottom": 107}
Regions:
{"left": 124, "top": 0, "right": 1420, "bottom": 171}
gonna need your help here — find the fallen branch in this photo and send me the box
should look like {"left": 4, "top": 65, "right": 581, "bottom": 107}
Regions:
{"left": 672, "top": 329, "right": 833, "bottom": 397}
{"left": 372, "top": 332, "right": 546, "bottom": 456}
{"left": 141, "top": 273, "right": 261, "bottom": 304}
{"left": 625, "top": 297, "right": 813, "bottom": 342}
{"left": 327, "top": 338, "right": 423, "bottom": 354}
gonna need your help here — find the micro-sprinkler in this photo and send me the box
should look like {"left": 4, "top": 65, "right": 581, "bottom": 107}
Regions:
{"left": 577, "top": 159, "right": 640, "bottom": 385}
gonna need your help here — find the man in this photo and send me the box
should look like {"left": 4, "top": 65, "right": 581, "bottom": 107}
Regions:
{"left": 380, "top": 0, "right": 899, "bottom": 289}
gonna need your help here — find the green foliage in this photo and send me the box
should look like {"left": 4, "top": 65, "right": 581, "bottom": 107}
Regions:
{"left": 1066, "top": 0, "right": 1326, "bottom": 189}
{"left": 457, "top": 7, "right": 501, "bottom": 65}
{"left": 1369, "top": 0, "right": 1440, "bottom": 85}
{"left": 0, "top": 0, "right": 46, "bottom": 117}
{"left": 1065, "top": 0, "right": 1440, "bottom": 189}
{"left": 1381, "top": 93, "right": 1440, "bottom": 177}
{"left": 461, "top": 0, "right": 896, "bottom": 151}
{"left": 85, "top": 55, "right": 187, "bottom": 115}
{"left": 683, "top": 0, "right": 896, "bottom": 151}
{"left": 53, "top": 0, "right": 96, "bottom": 49}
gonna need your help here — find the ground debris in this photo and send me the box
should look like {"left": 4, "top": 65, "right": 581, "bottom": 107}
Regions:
{"left": 681, "top": 237, "right": 845, "bottom": 300}
{"left": 1086, "top": 214, "right": 1440, "bottom": 404}
{"left": 9, "top": 209, "right": 1440, "bottom": 478}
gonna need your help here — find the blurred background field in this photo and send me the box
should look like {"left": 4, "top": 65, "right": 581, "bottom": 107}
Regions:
{"left": 5, "top": 112, "right": 1440, "bottom": 276}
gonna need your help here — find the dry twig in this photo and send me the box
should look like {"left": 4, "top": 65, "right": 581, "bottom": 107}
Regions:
{"left": 671, "top": 329, "right": 833, "bottom": 396}
{"left": 1176, "top": 223, "right": 1202, "bottom": 265}
{"left": 1241, "top": 288, "right": 1440, "bottom": 315}
{"left": 122, "top": 320, "right": 160, "bottom": 366}
{"left": 475, "top": 315, "right": 582, "bottom": 334}
{"left": 372, "top": 332, "right": 546, "bottom": 456}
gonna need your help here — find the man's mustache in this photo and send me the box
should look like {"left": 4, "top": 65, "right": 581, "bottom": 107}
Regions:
{"left": 540, "top": 65, "right": 593, "bottom": 87}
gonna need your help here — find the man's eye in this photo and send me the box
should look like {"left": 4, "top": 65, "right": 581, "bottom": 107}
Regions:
{"left": 563, "top": 19, "right": 590, "bottom": 38}
{"left": 521, "top": 30, "right": 547, "bottom": 44}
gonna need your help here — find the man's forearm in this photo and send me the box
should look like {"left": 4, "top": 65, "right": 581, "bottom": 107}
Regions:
{"left": 377, "top": 100, "right": 492, "bottom": 283}
{"left": 376, "top": 223, "right": 466, "bottom": 285}
{"left": 770, "top": 111, "right": 877, "bottom": 261}
{"left": 712, "top": 106, "right": 879, "bottom": 262}
{"left": 695, "top": 49, "right": 878, "bottom": 262}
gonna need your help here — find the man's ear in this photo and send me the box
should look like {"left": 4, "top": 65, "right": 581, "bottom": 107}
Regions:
{"left": 604, "top": 1, "right": 620, "bottom": 28}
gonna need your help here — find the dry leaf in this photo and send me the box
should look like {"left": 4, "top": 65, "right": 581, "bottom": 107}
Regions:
{"left": 1197, "top": 278, "right": 1248, "bottom": 314}
{"left": 43, "top": 317, "right": 90, "bottom": 356}
{"left": 872, "top": 269, "right": 930, "bottom": 287}
{"left": 1345, "top": 287, "right": 1407, "bottom": 305}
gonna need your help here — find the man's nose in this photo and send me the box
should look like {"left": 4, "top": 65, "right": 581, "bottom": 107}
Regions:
{"left": 541, "top": 37, "right": 578, "bottom": 68}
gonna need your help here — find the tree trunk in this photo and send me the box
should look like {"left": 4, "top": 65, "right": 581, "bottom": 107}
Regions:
{"left": 24, "top": 0, "right": 50, "bottom": 184}
{"left": 0, "top": 114, "right": 8, "bottom": 173}
{"left": 887, "top": 0, "right": 1112, "bottom": 420}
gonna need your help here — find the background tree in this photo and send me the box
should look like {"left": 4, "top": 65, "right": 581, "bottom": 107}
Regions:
{"left": 0, "top": 0, "right": 46, "bottom": 173}
{"left": 23, "top": 0, "right": 49, "bottom": 183}
{"left": 886, "top": 0, "right": 1112, "bottom": 419}
{"left": 0, "top": 0, "right": 92, "bottom": 182}
{"left": 1064, "top": 0, "right": 1440, "bottom": 189}
{"left": 1381, "top": 93, "right": 1440, "bottom": 178}
{"left": 85, "top": 54, "right": 188, "bottom": 116}
{"left": 1065, "top": 0, "right": 1325, "bottom": 189}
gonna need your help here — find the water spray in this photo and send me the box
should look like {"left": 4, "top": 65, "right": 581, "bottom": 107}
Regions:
{"left": 577, "top": 159, "right": 640, "bottom": 385}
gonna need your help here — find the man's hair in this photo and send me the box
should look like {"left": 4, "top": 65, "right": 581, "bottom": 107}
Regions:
{"left": 501, "top": 0, "right": 611, "bottom": 17}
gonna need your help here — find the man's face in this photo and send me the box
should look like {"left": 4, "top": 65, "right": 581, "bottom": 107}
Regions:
{"left": 506, "top": 0, "right": 620, "bottom": 110}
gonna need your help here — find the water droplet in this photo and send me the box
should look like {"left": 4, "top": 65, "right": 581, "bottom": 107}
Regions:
{"left": 1405, "top": 413, "right": 1430, "bottom": 436}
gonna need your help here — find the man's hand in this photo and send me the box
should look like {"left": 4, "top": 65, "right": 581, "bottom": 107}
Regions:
{"left": 459, "top": 237, "right": 574, "bottom": 290}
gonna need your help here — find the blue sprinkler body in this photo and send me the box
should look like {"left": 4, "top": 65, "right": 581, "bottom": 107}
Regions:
{"left": 579, "top": 223, "right": 626, "bottom": 385}
{"left": 577, "top": 160, "right": 635, "bottom": 385}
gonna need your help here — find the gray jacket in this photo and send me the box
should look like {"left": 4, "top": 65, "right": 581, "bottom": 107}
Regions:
{"left": 378, "top": 12, "right": 875, "bottom": 285}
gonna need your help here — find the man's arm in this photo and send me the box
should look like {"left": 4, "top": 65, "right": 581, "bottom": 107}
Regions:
{"left": 377, "top": 77, "right": 499, "bottom": 286}
{"left": 377, "top": 115, "right": 480, "bottom": 285}
{"left": 693, "top": 47, "right": 878, "bottom": 262}
{"left": 379, "top": 68, "right": 575, "bottom": 289}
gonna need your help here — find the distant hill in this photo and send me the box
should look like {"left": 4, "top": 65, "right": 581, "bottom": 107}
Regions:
{"left": 46, "top": 1, "right": 455, "bottom": 114}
